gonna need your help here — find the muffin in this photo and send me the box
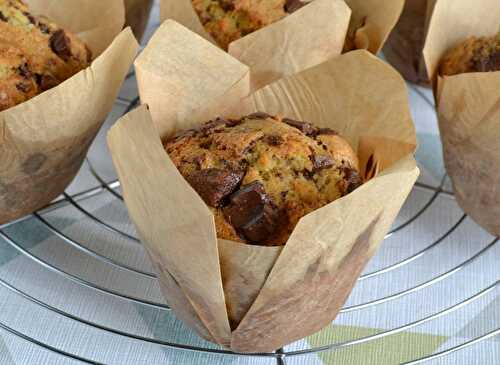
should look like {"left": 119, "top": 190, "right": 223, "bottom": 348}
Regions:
{"left": 191, "top": 0, "right": 308, "bottom": 50}
{"left": 440, "top": 31, "right": 500, "bottom": 76}
{"left": 164, "top": 112, "right": 362, "bottom": 246}
{"left": 0, "top": 0, "right": 91, "bottom": 111}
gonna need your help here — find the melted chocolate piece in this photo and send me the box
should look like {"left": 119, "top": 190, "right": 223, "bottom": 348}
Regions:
{"left": 0, "top": 11, "right": 7, "bottom": 22}
{"left": 284, "top": 0, "right": 307, "bottom": 13}
{"left": 224, "top": 118, "right": 242, "bottom": 127}
{"left": 316, "top": 127, "right": 338, "bottom": 136}
{"left": 186, "top": 168, "right": 244, "bottom": 207}
{"left": 311, "top": 154, "right": 334, "bottom": 170}
{"left": 265, "top": 135, "right": 284, "bottom": 146}
{"left": 35, "top": 74, "right": 58, "bottom": 91}
{"left": 38, "top": 22, "right": 51, "bottom": 34}
{"left": 246, "top": 112, "right": 273, "bottom": 120}
{"left": 342, "top": 167, "right": 363, "bottom": 194}
{"left": 50, "top": 30, "right": 72, "bottom": 61}
{"left": 35, "top": 73, "right": 58, "bottom": 91}
{"left": 223, "top": 181, "right": 282, "bottom": 243}
{"left": 474, "top": 51, "right": 500, "bottom": 72}
{"left": 283, "top": 118, "right": 317, "bottom": 136}
{"left": 200, "top": 118, "right": 227, "bottom": 134}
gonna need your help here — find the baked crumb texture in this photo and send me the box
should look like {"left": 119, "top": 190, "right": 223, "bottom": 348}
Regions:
{"left": 0, "top": 0, "right": 91, "bottom": 111}
{"left": 191, "top": 0, "right": 307, "bottom": 50}
{"left": 164, "top": 113, "right": 362, "bottom": 246}
{"left": 440, "top": 31, "right": 500, "bottom": 76}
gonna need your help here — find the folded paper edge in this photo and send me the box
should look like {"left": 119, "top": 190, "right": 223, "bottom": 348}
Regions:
{"left": 107, "top": 104, "right": 232, "bottom": 345}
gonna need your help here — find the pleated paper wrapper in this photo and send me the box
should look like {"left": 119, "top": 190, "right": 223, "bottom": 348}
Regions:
{"left": 423, "top": 0, "right": 500, "bottom": 236}
{"left": 124, "top": 0, "right": 154, "bottom": 41}
{"left": 159, "top": 0, "right": 403, "bottom": 91}
{"left": 0, "top": 0, "right": 139, "bottom": 224}
{"left": 107, "top": 20, "right": 419, "bottom": 352}
{"left": 383, "top": 0, "right": 436, "bottom": 86}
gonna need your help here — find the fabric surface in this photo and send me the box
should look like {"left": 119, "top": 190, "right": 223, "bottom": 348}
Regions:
{"left": 0, "top": 1, "right": 499, "bottom": 364}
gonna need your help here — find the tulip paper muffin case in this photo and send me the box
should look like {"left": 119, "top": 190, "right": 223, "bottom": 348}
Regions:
{"left": 160, "top": 0, "right": 404, "bottom": 91}
{"left": 0, "top": 0, "right": 139, "bottom": 224}
{"left": 423, "top": 0, "right": 500, "bottom": 236}
{"left": 107, "top": 20, "right": 418, "bottom": 352}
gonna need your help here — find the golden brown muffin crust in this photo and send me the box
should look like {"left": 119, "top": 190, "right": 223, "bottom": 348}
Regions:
{"left": 0, "top": 0, "right": 91, "bottom": 111}
{"left": 164, "top": 113, "right": 361, "bottom": 246}
{"left": 0, "top": 43, "right": 39, "bottom": 111}
{"left": 440, "top": 31, "right": 500, "bottom": 76}
{"left": 191, "top": 0, "right": 308, "bottom": 50}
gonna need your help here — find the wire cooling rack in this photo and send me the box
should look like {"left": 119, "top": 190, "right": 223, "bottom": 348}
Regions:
{"left": 0, "top": 8, "right": 499, "bottom": 365}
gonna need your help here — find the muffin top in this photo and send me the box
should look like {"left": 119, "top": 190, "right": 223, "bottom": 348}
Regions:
{"left": 440, "top": 31, "right": 500, "bottom": 76}
{"left": 0, "top": 0, "right": 91, "bottom": 111}
{"left": 191, "top": 0, "right": 308, "bottom": 50}
{"left": 164, "top": 113, "right": 362, "bottom": 246}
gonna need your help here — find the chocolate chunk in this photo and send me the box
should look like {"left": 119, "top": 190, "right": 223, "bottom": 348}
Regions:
{"left": 200, "top": 118, "right": 227, "bottom": 134}
{"left": 186, "top": 168, "right": 244, "bottom": 207}
{"left": 474, "top": 51, "right": 500, "bottom": 72}
{"left": 223, "top": 181, "right": 282, "bottom": 243}
{"left": 50, "top": 30, "right": 72, "bottom": 61}
{"left": 265, "top": 135, "right": 284, "bottom": 146}
{"left": 283, "top": 118, "right": 317, "bottom": 136}
{"left": 16, "top": 82, "right": 32, "bottom": 93}
{"left": 342, "top": 167, "right": 363, "bottom": 194}
{"left": 218, "top": 0, "right": 234, "bottom": 11}
{"left": 38, "top": 22, "right": 51, "bottom": 34}
{"left": 167, "top": 128, "right": 198, "bottom": 144}
{"left": 311, "top": 154, "right": 334, "bottom": 170}
{"left": 35, "top": 73, "right": 58, "bottom": 91}
{"left": 17, "top": 63, "right": 32, "bottom": 79}
{"left": 284, "top": 0, "right": 307, "bottom": 13}
{"left": 224, "top": 118, "right": 242, "bottom": 127}
{"left": 246, "top": 112, "right": 273, "bottom": 120}
{"left": 316, "top": 128, "right": 338, "bottom": 136}
{"left": 0, "top": 11, "right": 7, "bottom": 22}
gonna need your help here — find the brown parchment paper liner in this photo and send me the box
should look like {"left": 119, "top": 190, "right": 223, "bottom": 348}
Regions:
{"left": 422, "top": 0, "right": 500, "bottom": 236}
{"left": 124, "top": 0, "right": 154, "bottom": 41}
{"left": 0, "top": 2, "right": 139, "bottom": 225}
{"left": 160, "top": 0, "right": 403, "bottom": 91}
{"left": 383, "top": 0, "right": 436, "bottom": 86}
{"left": 109, "top": 27, "right": 419, "bottom": 350}
{"left": 343, "top": 0, "right": 404, "bottom": 54}
{"left": 160, "top": 0, "right": 351, "bottom": 91}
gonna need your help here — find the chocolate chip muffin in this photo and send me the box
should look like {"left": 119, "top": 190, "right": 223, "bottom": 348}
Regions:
{"left": 0, "top": 0, "right": 91, "bottom": 111}
{"left": 164, "top": 113, "right": 362, "bottom": 246}
{"left": 440, "top": 31, "right": 500, "bottom": 76}
{"left": 191, "top": 0, "right": 308, "bottom": 50}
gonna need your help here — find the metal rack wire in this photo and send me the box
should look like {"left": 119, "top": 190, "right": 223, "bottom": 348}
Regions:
{"left": 0, "top": 20, "right": 498, "bottom": 364}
